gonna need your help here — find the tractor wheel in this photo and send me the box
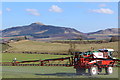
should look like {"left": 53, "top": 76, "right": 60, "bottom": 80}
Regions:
{"left": 98, "top": 68, "right": 102, "bottom": 72}
{"left": 105, "top": 67, "right": 113, "bottom": 75}
{"left": 88, "top": 65, "right": 98, "bottom": 76}
{"left": 76, "top": 68, "right": 86, "bottom": 75}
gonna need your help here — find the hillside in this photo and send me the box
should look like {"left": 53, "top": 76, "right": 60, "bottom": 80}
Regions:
{"left": 0, "top": 43, "right": 10, "bottom": 52}
{"left": 2, "top": 22, "right": 85, "bottom": 40}
{"left": 5, "top": 40, "right": 118, "bottom": 54}
{"left": 1, "top": 22, "right": 119, "bottom": 41}
{"left": 86, "top": 28, "right": 119, "bottom": 40}
{"left": 88, "top": 28, "right": 119, "bottom": 36}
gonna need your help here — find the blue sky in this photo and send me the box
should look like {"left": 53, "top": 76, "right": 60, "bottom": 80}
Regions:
{"left": 1, "top": 2, "right": 118, "bottom": 33}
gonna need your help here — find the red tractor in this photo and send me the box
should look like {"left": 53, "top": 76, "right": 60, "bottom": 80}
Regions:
{"left": 11, "top": 48, "right": 120, "bottom": 76}
{"left": 73, "top": 49, "right": 117, "bottom": 75}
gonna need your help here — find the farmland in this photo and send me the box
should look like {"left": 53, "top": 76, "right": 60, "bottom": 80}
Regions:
{"left": 0, "top": 43, "right": 10, "bottom": 52}
{"left": 1, "top": 40, "right": 120, "bottom": 78}
{"left": 2, "top": 53, "right": 70, "bottom": 62}
{"left": 5, "top": 40, "right": 119, "bottom": 54}
{"left": 2, "top": 53, "right": 119, "bottom": 78}
{"left": 2, "top": 66, "right": 119, "bottom": 78}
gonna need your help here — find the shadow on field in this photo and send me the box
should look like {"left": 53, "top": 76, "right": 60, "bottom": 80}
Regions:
{"left": 35, "top": 73, "right": 91, "bottom": 77}
{"left": 35, "top": 73, "right": 108, "bottom": 77}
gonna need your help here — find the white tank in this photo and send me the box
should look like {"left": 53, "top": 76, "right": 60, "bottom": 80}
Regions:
{"left": 93, "top": 52, "right": 103, "bottom": 58}
{"left": 106, "top": 49, "right": 114, "bottom": 52}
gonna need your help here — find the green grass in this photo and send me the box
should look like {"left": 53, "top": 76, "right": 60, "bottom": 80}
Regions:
{"left": 2, "top": 53, "right": 120, "bottom": 78}
{"left": 2, "top": 66, "right": 119, "bottom": 78}
{"left": 2, "top": 53, "right": 71, "bottom": 62}
{"left": 2, "top": 40, "right": 119, "bottom": 78}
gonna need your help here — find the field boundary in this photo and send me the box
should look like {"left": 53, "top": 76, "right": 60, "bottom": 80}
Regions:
{"left": 2, "top": 51, "right": 120, "bottom": 57}
{"left": 2, "top": 51, "right": 69, "bottom": 55}
{"left": 51, "top": 40, "right": 109, "bottom": 44}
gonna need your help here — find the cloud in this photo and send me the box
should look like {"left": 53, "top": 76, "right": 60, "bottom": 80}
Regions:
{"left": 0, "top": 11, "right": 2, "bottom": 15}
{"left": 90, "top": 8, "right": 114, "bottom": 14}
{"left": 26, "top": 9, "right": 40, "bottom": 16}
{"left": 49, "top": 5, "right": 63, "bottom": 13}
{"left": 99, "top": 4, "right": 107, "bottom": 7}
{"left": 6, "top": 8, "right": 11, "bottom": 11}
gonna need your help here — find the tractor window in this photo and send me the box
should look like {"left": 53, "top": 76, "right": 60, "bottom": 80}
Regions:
{"left": 103, "top": 51, "right": 108, "bottom": 58}
{"left": 108, "top": 52, "right": 113, "bottom": 58}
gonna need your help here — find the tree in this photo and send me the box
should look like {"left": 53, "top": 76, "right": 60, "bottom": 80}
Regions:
{"left": 68, "top": 40, "right": 76, "bottom": 55}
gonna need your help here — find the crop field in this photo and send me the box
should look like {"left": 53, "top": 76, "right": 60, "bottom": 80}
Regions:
{"left": 1, "top": 40, "right": 120, "bottom": 78}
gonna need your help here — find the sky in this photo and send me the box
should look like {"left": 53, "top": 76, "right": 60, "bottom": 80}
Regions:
{"left": 1, "top": 0, "right": 119, "bottom": 2}
{"left": 0, "top": 2, "right": 118, "bottom": 33}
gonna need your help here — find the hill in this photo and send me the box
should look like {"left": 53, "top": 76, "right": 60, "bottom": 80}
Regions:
{"left": 88, "top": 28, "right": 119, "bottom": 36}
{"left": 0, "top": 43, "right": 10, "bottom": 52}
{"left": 87, "top": 28, "right": 119, "bottom": 40}
{"left": 1, "top": 22, "right": 119, "bottom": 41}
{"left": 2, "top": 22, "right": 85, "bottom": 40}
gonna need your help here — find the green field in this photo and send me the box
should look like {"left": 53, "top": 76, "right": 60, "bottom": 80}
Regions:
{"left": 2, "top": 53, "right": 70, "bottom": 62}
{"left": 2, "top": 53, "right": 120, "bottom": 78}
{"left": 2, "top": 66, "right": 119, "bottom": 78}
{"left": 1, "top": 40, "right": 120, "bottom": 78}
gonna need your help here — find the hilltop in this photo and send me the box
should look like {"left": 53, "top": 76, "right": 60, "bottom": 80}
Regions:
{"left": 2, "top": 22, "right": 85, "bottom": 40}
{"left": 1, "top": 22, "right": 119, "bottom": 41}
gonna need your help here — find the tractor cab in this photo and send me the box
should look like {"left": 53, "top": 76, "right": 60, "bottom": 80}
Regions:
{"left": 98, "top": 49, "right": 114, "bottom": 59}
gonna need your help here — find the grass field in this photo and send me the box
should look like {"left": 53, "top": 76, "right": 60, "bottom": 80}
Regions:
{"left": 2, "top": 66, "right": 119, "bottom": 78}
{"left": 1, "top": 40, "right": 120, "bottom": 78}
{"left": 6, "top": 40, "right": 118, "bottom": 54}
{"left": 2, "top": 53, "right": 120, "bottom": 78}
{"left": 2, "top": 53, "right": 71, "bottom": 62}
{"left": 0, "top": 43, "right": 10, "bottom": 52}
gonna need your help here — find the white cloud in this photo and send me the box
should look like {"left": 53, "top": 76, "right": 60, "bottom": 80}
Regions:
{"left": 90, "top": 8, "right": 114, "bottom": 14}
{"left": 0, "top": 11, "right": 2, "bottom": 15}
{"left": 49, "top": 5, "right": 63, "bottom": 13}
{"left": 6, "top": 8, "right": 11, "bottom": 11}
{"left": 26, "top": 9, "right": 40, "bottom": 16}
{"left": 99, "top": 4, "right": 107, "bottom": 7}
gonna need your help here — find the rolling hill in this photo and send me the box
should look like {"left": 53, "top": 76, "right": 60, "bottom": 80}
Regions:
{"left": 1, "top": 22, "right": 119, "bottom": 41}
{"left": 2, "top": 22, "right": 85, "bottom": 40}
{"left": 87, "top": 28, "right": 119, "bottom": 40}
{"left": 87, "top": 28, "right": 119, "bottom": 36}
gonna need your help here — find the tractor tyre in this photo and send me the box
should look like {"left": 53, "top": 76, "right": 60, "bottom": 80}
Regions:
{"left": 76, "top": 68, "right": 86, "bottom": 75}
{"left": 98, "top": 68, "right": 102, "bottom": 72}
{"left": 105, "top": 67, "right": 113, "bottom": 75}
{"left": 88, "top": 65, "right": 98, "bottom": 76}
